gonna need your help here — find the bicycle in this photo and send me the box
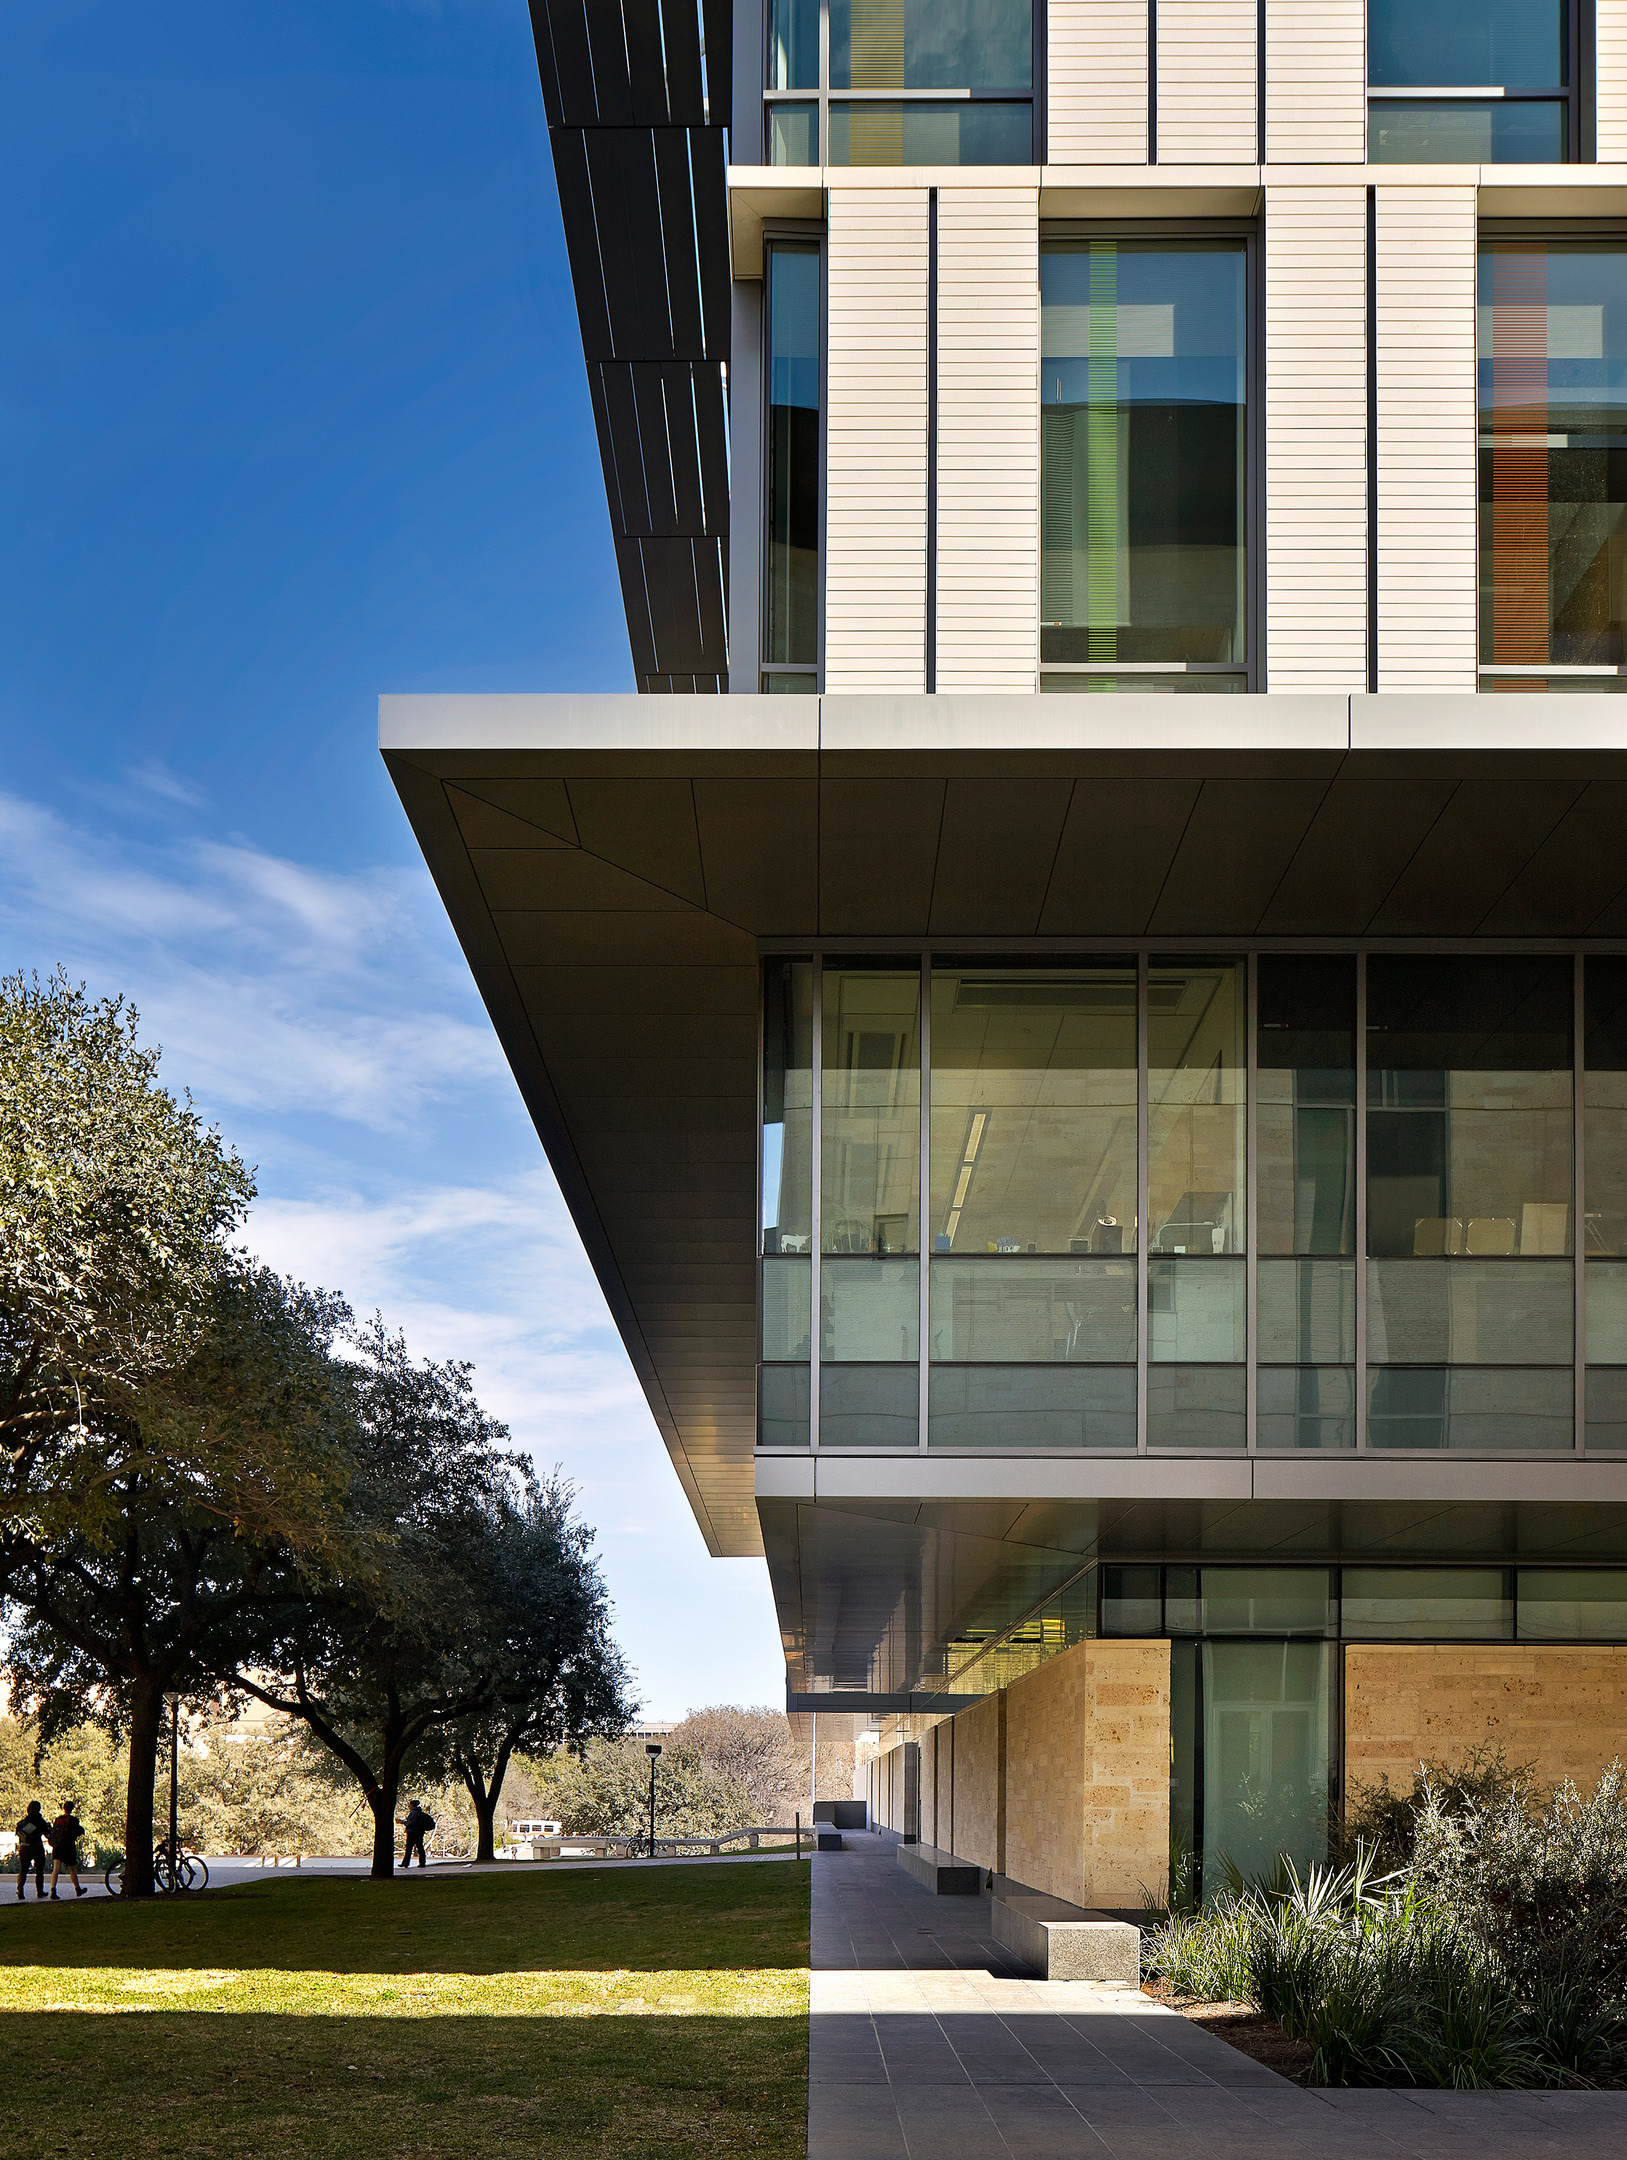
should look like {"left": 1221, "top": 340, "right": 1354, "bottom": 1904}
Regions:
{"left": 104, "top": 1839, "right": 210, "bottom": 1896}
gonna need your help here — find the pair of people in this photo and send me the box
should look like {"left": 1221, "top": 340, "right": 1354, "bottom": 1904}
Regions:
{"left": 14, "top": 1802, "right": 86, "bottom": 1900}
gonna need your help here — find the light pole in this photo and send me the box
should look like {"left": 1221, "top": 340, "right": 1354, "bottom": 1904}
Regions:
{"left": 167, "top": 1698, "right": 180, "bottom": 1892}
{"left": 645, "top": 1742, "right": 662, "bottom": 1859}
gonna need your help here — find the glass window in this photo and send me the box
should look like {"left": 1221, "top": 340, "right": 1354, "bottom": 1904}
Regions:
{"left": 1257, "top": 957, "right": 1355, "bottom": 1254}
{"left": 1368, "top": 1259, "right": 1574, "bottom": 1363}
{"left": 1149, "top": 1259, "right": 1246, "bottom": 1361}
{"left": 1150, "top": 961, "right": 1247, "bottom": 1254}
{"left": 1517, "top": 1571, "right": 1627, "bottom": 1639}
{"left": 1147, "top": 1365, "right": 1246, "bottom": 1449}
{"left": 1372, "top": 100, "right": 1567, "bottom": 162}
{"left": 763, "top": 960, "right": 813, "bottom": 1255}
{"left": 827, "top": 102, "right": 1033, "bottom": 165}
{"left": 822, "top": 1255, "right": 919, "bottom": 1359}
{"left": 763, "top": 1256, "right": 813, "bottom": 1361}
{"left": 1101, "top": 1564, "right": 1163, "bottom": 1636}
{"left": 1366, "top": 957, "right": 1572, "bottom": 1258}
{"left": 1041, "top": 241, "right": 1248, "bottom": 686}
{"left": 1367, "top": 1366, "right": 1574, "bottom": 1450}
{"left": 929, "top": 1257, "right": 1136, "bottom": 1362}
{"left": 770, "top": 0, "right": 820, "bottom": 88}
{"left": 819, "top": 1363, "right": 918, "bottom": 1447}
{"left": 1586, "top": 958, "right": 1627, "bottom": 1253}
{"left": 1258, "top": 1259, "right": 1356, "bottom": 1363}
{"left": 927, "top": 1365, "right": 1136, "bottom": 1448}
{"left": 1201, "top": 1569, "right": 1332, "bottom": 1635}
{"left": 1202, "top": 1640, "right": 1331, "bottom": 1889}
{"left": 930, "top": 966, "right": 1137, "bottom": 1254}
{"left": 1342, "top": 1568, "right": 1511, "bottom": 1640}
{"left": 1588, "top": 1365, "right": 1627, "bottom": 1449}
{"left": 1481, "top": 242, "right": 1627, "bottom": 682}
{"left": 1257, "top": 1368, "right": 1355, "bottom": 1450}
{"left": 1368, "top": 0, "right": 1566, "bottom": 87}
{"left": 823, "top": 967, "right": 920, "bottom": 1254}
{"left": 765, "top": 243, "right": 820, "bottom": 672}
{"left": 760, "top": 1365, "right": 811, "bottom": 1448}
{"left": 767, "top": 103, "right": 818, "bottom": 165}
{"left": 829, "top": 0, "right": 1031, "bottom": 89}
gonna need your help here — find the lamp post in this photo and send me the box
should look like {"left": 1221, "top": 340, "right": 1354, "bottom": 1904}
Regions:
{"left": 167, "top": 1699, "right": 180, "bottom": 1893}
{"left": 645, "top": 1742, "right": 662, "bottom": 1859}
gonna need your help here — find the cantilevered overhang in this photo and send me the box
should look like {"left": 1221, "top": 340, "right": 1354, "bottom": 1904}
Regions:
{"left": 384, "top": 690, "right": 1627, "bottom": 1563}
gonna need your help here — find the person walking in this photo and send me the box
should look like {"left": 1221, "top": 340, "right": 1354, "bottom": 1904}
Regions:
{"left": 399, "top": 1798, "right": 434, "bottom": 1869}
{"left": 48, "top": 1802, "right": 87, "bottom": 1899}
{"left": 14, "top": 1803, "right": 48, "bottom": 1901}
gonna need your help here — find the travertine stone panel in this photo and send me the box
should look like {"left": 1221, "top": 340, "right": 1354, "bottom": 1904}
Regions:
{"left": 935, "top": 187, "right": 1040, "bottom": 694}
{"left": 1603, "top": 2, "right": 1627, "bottom": 161}
{"left": 1003, "top": 1639, "right": 1172, "bottom": 1908}
{"left": 951, "top": 1689, "right": 1005, "bottom": 1872}
{"left": 1157, "top": 0, "right": 1257, "bottom": 165}
{"left": 1265, "top": 184, "right": 1368, "bottom": 690}
{"left": 1374, "top": 185, "right": 1477, "bottom": 691}
{"left": 1346, "top": 1647, "right": 1627, "bottom": 1796}
{"left": 1264, "top": 0, "right": 1365, "bottom": 164}
{"left": 921, "top": 1724, "right": 938, "bottom": 1848}
{"left": 1049, "top": 0, "right": 1147, "bottom": 164}
{"left": 825, "top": 187, "right": 929, "bottom": 694}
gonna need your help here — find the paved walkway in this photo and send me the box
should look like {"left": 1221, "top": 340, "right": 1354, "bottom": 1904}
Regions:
{"left": 810, "top": 1838, "right": 1627, "bottom": 2160}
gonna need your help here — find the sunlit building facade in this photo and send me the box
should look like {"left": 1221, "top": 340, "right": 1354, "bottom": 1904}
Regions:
{"left": 389, "top": 0, "right": 1627, "bottom": 1905}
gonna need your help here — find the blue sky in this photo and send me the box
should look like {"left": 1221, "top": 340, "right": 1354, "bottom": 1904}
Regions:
{"left": 1, "top": 0, "right": 786, "bottom": 1717}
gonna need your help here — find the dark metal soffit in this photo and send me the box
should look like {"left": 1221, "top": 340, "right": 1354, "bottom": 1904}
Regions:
{"left": 527, "top": 0, "right": 732, "bottom": 692}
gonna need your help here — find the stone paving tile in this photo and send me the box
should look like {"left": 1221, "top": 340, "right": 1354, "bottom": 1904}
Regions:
{"left": 892, "top": 2083, "right": 1011, "bottom": 2158}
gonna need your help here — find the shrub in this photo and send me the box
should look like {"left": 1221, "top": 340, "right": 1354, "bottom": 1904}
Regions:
{"left": 1523, "top": 1972, "right": 1627, "bottom": 2088}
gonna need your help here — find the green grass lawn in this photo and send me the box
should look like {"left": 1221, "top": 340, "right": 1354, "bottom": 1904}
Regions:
{"left": 0, "top": 1859, "right": 811, "bottom": 2158}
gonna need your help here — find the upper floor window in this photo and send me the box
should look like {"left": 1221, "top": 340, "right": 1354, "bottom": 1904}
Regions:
{"left": 1039, "top": 237, "right": 1250, "bottom": 693}
{"left": 762, "top": 239, "right": 821, "bottom": 691}
{"left": 1368, "top": 0, "right": 1577, "bottom": 162}
{"left": 767, "top": 0, "right": 1035, "bottom": 167}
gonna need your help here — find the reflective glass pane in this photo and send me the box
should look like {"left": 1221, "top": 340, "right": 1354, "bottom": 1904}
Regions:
{"left": 1203, "top": 1640, "right": 1330, "bottom": 1889}
{"left": 1149, "top": 1258, "right": 1246, "bottom": 1361}
{"left": 1481, "top": 243, "right": 1627, "bottom": 675}
{"left": 769, "top": 0, "right": 821, "bottom": 87}
{"left": 1585, "top": 957, "right": 1627, "bottom": 1253}
{"left": 763, "top": 959, "right": 813, "bottom": 1254}
{"left": 1517, "top": 1570, "right": 1627, "bottom": 1639}
{"left": 819, "top": 1363, "right": 919, "bottom": 1447}
{"left": 929, "top": 1257, "right": 1135, "bottom": 1362}
{"left": 1039, "top": 672, "right": 1247, "bottom": 692}
{"left": 927, "top": 1365, "right": 1136, "bottom": 1448}
{"left": 760, "top": 1365, "right": 811, "bottom": 1448}
{"left": 762, "top": 1256, "right": 813, "bottom": 1361}
{"left": 1101, "top": 1565, "right": 1163, "bottom": 1636}
{"left": 1147, "top": 1365, "right": 1246, "bottom": 1448}
{"left": 765, "top": 243, "right": 820, "bottom": 666}
{"left": 822, "top": 1255, "right": 919, "bottom": 1359}
{"left": 1201, "top": 1569, "right": 1331, "bottom": 1635}
{"left": 1257, "top": 1258, "right": 1356, "bottom": 1364}
{"left": 1370, "top": 100, "right": 1567, "bottom": 163}
{"left": 930, "top": 965, "right": 1137, "bottom": 1255}
{"left": 1150, "top": 961, "right": 1247, "bottom": 1252}
{"left": 1256, "top": 1367, "right": 1355, "bottom": 1450}
{"left": 829, "top": 0, "right": 1032, "bottom": 88}
{"left": 1367, "top": 1259, "right": 1573, "bottom": 1364}
{"left": 1366, "top": 958, "right": 1572, "bottom": 1257}
{"left": 1342, "top": 1568, "right": 1511, "bottom": 1640}
{"left": 826, "top": 100, "right": 1032, "bottom": 164}
{"left": 1257, "top": 957, "right": 1355, "bottom": 1254}
{"left": 1587, "top": 1365, "right": 1627, "bottom": 1449}
{"left": 767, "top": 102, "right": 818, "bottom": 164}
{"left": 1368, "top": 0, "right": 1565, "bottom": 86}
{"left": 1041, "top": 242, "right": 1247, "bottom": 666}
{"left": 1367, "top": 1366, "right": 1574, "bottom": 1450}
{"left": 823, "top": 968, "right": 920, "bottom": 1253}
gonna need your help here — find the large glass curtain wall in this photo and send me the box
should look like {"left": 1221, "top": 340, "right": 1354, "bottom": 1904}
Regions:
{"left": 760, "top": 952, "right": 1618, "bottom": 1453}
{"left": 766, "top": 0, "right": 1035, "bottom": 167}
{"left": 1479, "top": 236, "right": 1627, "bottom": 691}
{"left": 1040, "top": 238, "right": 1249, "bottom": 693}
{"left": 1368, "top": 0, "right": 1576, "bottom": 163}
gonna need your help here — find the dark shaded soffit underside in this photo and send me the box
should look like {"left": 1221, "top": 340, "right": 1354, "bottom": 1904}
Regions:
{"left": 527, "top": 0, "right": 732, "bottom": 691}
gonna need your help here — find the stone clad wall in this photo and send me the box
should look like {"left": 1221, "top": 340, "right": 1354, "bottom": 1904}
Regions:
{"left": 1004, "top": 1642, "right": 1090, "bottom": 1904}
{"left": 950, "top": 1690, "right": 1006, "bottom": 1872}
{"left": 1346, "top": 1647, "right": 1627, "bottom": 1796}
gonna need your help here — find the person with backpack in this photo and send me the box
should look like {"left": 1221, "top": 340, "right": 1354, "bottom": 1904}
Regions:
{"left": 48, "top": 1802, "right": 87, "bottom": 1899}
{"left": 399, "top": 1798, "right": 435, "bottom": 1868}
{"left": 14, "top": 1803, "right": 48, "bottom": 1901}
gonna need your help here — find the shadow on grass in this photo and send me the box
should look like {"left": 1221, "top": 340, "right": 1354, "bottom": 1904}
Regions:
{"left": 0, "top": 2010, "right": 808, "bottom": 2160}
{"left": 0, "top": 1860, "right": 812, "bottom": 1978}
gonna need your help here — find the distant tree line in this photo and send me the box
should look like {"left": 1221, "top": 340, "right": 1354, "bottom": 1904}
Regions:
{"left": 0, "top": 971, "right": 632, "bottom": 1892}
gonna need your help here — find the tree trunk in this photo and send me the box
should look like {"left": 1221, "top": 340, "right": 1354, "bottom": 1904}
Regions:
{"left": 473, "top": 1788, "right": 498, "bottom": 1865}
{"left": 368, "top": 1777, "right": 398, "bottom": 1880}
{"left": 123, "top": 1679, "right": 165, "bottom": 1898}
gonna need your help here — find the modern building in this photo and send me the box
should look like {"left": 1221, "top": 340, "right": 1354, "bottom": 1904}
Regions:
{"left": 386, "top": 0, "right": 1627, "bottom": 1909}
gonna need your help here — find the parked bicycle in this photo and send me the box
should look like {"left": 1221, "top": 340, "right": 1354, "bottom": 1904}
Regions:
{"left": 104, "top": 1837, "right": 209, "bottom": 1896}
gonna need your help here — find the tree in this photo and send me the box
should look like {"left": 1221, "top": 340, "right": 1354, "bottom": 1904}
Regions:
{"left": 535, "top": 1738, "right": 752, "bottom": 1840}
{"left": 228, "top": 1321, "right": 532, "bottom": 1879}
{"left": 2, "top": 1264, "right": 360, "bottom": 1895}
{"left": 0, "top": 971, "right": 254, "bottom": 1523}
{"left": 427, "top": 1474, "right": 631, "bottom": 1863}
{"left": 666, "top": 1704, "right": 856, "bottom": 1823}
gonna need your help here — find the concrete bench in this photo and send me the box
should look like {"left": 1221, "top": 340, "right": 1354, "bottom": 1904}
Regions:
{"left": 992, "top": 1891, "right": 1140, "bottom": 1982}
{"left": 896, "top": 1841, "right": 983, "bottom": 1895}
